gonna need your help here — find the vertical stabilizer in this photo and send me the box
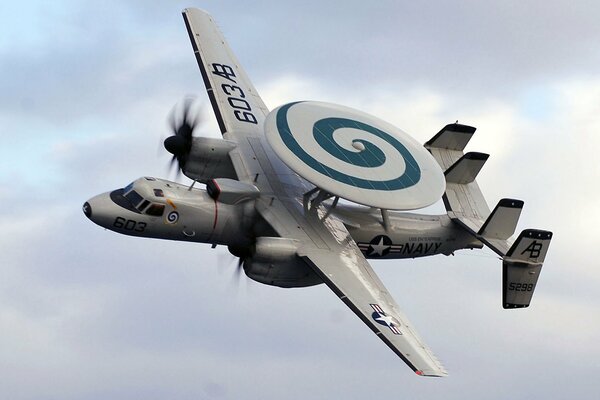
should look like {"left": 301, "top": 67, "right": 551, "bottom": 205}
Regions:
{"left": 502, "top": 229, "right": 553, "bottom": 308}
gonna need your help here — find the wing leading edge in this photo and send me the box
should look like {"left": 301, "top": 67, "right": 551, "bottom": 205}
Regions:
{"left": 301, "top": 246, "right": 448, "bottom": 377}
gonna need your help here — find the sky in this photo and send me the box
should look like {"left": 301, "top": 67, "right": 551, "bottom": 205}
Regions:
{"left": 1, "top": 1, "right": 599, "bottom": 399}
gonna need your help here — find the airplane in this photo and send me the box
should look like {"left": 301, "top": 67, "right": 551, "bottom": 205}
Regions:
{"left": 83, "top": 8, "right": 552, "bottom": 377}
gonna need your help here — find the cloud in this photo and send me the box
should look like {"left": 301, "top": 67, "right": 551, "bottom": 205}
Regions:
{"left": 1, "top": 1, "right": 599, "bottom": 399}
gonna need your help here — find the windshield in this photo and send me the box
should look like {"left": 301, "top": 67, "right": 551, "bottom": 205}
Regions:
{"left": 124, "top": 190, "right": 144, "bottom": 208}
{"left": 117, "top": 183, "right": 166, "bottom": 216}
{"left": 123, "top": 182, "right": 135, "bottom": 195}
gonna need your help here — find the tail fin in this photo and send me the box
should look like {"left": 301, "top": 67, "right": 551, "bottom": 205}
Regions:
{"left": 425, "top": 123, "right": 475, "bottom": 151}
{"left": 425, "top": 124, "right": 553, "bottom": 310}
{"left": 502, "top": 230, "right": 553, "bottom": 309}
{"left": 425, "top": 124, "right": 491, "bottom": 225}
{"left": 444, "top": 152, "right": 489, "bottom": 184}
{"left": 478, "top": 198, "right": 524, "bottom": 240}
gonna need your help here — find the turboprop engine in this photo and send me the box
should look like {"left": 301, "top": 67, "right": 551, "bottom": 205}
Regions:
{"left": 163, "top": 99, "right": 237, "bottom": 182}
{"left": 243, "top": 237, "right": 322, "bottom": 288}
{"left": 166, "top": 136, "right": 237, "bottom": 183}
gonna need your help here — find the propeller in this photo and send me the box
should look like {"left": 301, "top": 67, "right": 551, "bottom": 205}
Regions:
{"left": 163, "top": 97, "right": 201, "bottom": 177}
{"left": 215, "top": 249, "right": 246, "bottom": 290}
{"left": 232, "top": 256, "right": 244, "bottom": 282}
{"left": 226, "top": 245, "right": 251, "bottom": 286}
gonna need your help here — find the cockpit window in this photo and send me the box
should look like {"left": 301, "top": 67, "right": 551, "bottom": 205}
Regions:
{"left": 123, "top": 182, "right": 135, "bottom": 195}
{"left": 116, "top": 183, "right": 163, "bottom": 214}
{"left": 139, "top": 200, "right": 150, "bottom": 212}
{"left": 124, "top": 190, "right": 144, "bottom": 208}
{"left": 146, "top": 203, "right": 165, "bottom": 217}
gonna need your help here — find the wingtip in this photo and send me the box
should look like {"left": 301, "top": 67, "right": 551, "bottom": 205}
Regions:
{"left": 182, "top": 7, "right": 212, "bottom": 17}
{"left": 416, "top": 369, "right": 448, "bottom": 377}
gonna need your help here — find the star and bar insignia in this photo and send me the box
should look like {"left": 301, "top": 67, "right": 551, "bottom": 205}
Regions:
{"left": 370, "top": 304, "right": 402, "bottom": 335}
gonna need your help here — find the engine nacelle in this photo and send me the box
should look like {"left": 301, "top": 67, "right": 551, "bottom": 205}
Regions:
{"left": 243, "top": 237, "right": 322, "bottom": 288}
{"left": 207, "top": 178, "right": 260, "bottom": 205}
{"left": 183, "top": 137, "right": 237, "bottom": 182}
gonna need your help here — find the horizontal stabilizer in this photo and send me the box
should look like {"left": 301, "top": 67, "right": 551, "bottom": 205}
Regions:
{"left": 502, "top": 229, "right": 553, "bottom": 309}
{"left": 425, "top": 123, "right": 476, "bottom": 151}
{"left": 478, "top": 198, "right": 524, "bottom": 240}
{"left": 444, "top": 152, "right": 489, "bottom": 184}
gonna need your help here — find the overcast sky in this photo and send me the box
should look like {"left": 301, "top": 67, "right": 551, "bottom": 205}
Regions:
{"left": 1, "top": 1, "right": 599, "bottom": 399}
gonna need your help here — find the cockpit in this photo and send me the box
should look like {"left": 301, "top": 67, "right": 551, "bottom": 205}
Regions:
{"left": 110, "top": 178, "right": 166, "bottom": 217}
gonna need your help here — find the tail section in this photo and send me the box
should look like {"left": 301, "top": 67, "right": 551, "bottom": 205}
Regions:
{"left": 503, "top": 229, "right": 553, "bottom": 308}
{"left": 426, "top": 124, "right": 553, "bottom": 309}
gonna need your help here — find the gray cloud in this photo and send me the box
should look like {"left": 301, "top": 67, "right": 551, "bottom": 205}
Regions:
{"left": 205, "top": 1, "right": 600, "bottom": 99}
{"left": 1, "top": 1, "right": 599, "bottom": 399}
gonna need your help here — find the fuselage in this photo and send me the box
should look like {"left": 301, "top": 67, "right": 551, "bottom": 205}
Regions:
{"left": 84, "top": 177, "right": 256, "bottom": 247}
{"left": 84, "top": 177, "right": 479, "bottom": 263}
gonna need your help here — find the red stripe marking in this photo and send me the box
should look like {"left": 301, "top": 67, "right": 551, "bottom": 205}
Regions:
{"left": 212, "top": 179, "right": 221, "bottom": 201}
{"left": 212, "top": 199, "right": 218, "bottom": 231}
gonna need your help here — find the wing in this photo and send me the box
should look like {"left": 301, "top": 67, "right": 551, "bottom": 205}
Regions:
{"left": 182, "top": 8, "right": 269, "bottom": 135}
{"left": 183, "top": 8, "right": 446, "bottom": 376}
{"left": 300, "top": 244, "right": 448, "bottom": 377}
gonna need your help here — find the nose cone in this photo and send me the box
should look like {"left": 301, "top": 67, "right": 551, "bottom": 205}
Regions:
{"left": 83, "top": 192, "right": 115, "bottom": 228}
{"left": 82, "top": 201, "right": 92, "bottom": 219}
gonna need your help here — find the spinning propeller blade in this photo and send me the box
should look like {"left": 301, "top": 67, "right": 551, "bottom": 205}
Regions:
{"left": 162, "top": 97, "right": 203, "bottom": 178}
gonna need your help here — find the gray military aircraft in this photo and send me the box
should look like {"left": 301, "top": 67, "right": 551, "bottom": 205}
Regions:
{"left": 84, "top": 8, "right": 552, "bottom": 377}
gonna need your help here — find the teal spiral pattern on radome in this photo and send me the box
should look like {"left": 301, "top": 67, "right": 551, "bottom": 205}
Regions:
{"left": 275, "top": 102, "right": 421, "bottom": 190}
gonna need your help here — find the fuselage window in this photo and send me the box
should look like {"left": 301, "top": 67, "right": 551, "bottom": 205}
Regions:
{"left": 146, "top": 203, "right": 165, "bottom": 217}
{"left": 153, "top": 189, "right": 164, "bottom": 198}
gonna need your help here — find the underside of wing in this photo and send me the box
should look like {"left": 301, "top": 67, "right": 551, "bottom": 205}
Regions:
{"left": 182, "top": 8, "right": 269, "bottom": 135}
{"left": 300, "top": 247, "right": 448, "bottom": 377}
